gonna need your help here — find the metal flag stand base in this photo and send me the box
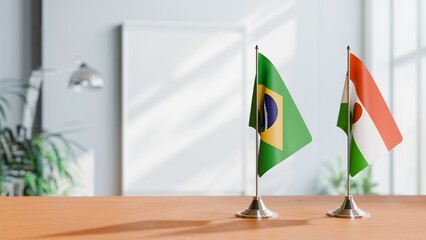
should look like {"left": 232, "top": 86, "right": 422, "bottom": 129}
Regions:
{"left": 327, "top": 195, "right": 370, "bottom": 219}
{"left": 236, "top": 196, "right": 278, "bottom": 219}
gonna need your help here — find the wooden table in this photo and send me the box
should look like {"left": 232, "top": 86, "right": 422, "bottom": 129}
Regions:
{"left": 1, "top": 196, "right": 425, "bottom": 239}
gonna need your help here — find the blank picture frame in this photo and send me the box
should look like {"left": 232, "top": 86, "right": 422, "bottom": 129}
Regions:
{"left": 121, "top": 21, "right": 248, "bottom": 195}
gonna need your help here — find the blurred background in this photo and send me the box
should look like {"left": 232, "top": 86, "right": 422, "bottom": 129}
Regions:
{"left": 0, "top": 0, "right": 424, "bottom": 196}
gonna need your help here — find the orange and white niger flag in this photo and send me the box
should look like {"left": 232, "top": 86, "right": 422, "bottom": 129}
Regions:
{"left": 337, "top": 53, "right": 403, "bottom": 177}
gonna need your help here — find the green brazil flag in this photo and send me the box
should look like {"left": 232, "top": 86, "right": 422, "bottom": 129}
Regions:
{"left": 249, "top": 53, "right": 312, "bottom": 177}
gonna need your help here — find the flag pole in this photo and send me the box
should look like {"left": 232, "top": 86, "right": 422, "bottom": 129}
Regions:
{"left": 326, "top": 46, "right": 369, "bottom": 219}
{"left": 346, "top": 45, "right": 351, "bottom": 198}
{"left": 255, "top": 45, "right": 259, "bottom": 198}
{"left": 236, "top": 45, "right": 277, "bottom": 219}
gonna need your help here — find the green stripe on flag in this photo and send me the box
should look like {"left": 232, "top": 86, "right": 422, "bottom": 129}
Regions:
{"left": 337, "top": 103, "right": 348, "bottom": 134}
{"left": 350, "top": 137, "right": 369, "bottom": 177}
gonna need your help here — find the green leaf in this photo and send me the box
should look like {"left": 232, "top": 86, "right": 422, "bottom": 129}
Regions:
{"left": 0, "top": 105, "right": 6, "bottom": 122}
{"left": 0, "top": 96, "right": 11, "bottom": 108}
{"left": 24, "top": 173, "right": 38, "bottom": 195}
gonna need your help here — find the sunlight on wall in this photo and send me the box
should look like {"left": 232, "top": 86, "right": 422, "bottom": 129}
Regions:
{"left": 257, "top": 19, "right": 295, "bottom": 72}
{"left": 240, "top": 0, "right": 294, "bottom": 31}
{"left": 172, "top": 31, "right": 244, "bottom": 79}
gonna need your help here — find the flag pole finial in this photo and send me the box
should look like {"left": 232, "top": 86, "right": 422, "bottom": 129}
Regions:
{"left": 347, "top": 45, "right": 350, "bottom": 50}
{"left": 255, "top": 45, "right": 259, "bottom": 50}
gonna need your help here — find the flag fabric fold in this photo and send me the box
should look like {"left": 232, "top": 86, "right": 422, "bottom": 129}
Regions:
{"left": 337, "top": 53, "right": 403, "bottom": 177}
{"left": 249, "top": 53, "right": 312, "bottom": 177}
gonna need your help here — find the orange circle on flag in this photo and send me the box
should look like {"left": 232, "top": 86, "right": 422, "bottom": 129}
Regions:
{"left": 353, "top": 103, "right": 363, "bottom": 124}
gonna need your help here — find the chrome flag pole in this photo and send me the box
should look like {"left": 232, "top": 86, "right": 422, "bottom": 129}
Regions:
{"left": 236, "top": 45, "right": 277, "bottom": 219}
{"left": 327, "top": 46, "right": 369, "bottom": 219}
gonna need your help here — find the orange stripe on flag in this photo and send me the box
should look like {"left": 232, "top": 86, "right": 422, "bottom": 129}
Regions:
{"left": 350, "top": 53, "right": 403, "bottom": 150}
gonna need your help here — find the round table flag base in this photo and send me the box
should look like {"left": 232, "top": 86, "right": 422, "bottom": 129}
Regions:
{"left": 327, "top": 195, "right": 370, "bottom": 219}
{"left": 236, "top": 196, "right": 278, "bottom": 219}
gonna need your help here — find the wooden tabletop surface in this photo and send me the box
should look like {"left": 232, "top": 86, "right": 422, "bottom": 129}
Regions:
{"left": 1, "top": 195, "right": 425, "bottom": 239}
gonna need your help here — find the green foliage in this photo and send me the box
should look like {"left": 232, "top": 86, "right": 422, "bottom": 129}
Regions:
{"left": 0, "top": 78, "right": 81, "bottom": 196}
{"left": 0, "top": 125, "right": 81, "bottom": 196}
{"left": 318, "top": 156, "right": 378, "bottom": 195}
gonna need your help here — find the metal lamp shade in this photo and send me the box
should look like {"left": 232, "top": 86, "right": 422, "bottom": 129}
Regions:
{"left": 69, "top": 63, "right": 104, "bottom": 90}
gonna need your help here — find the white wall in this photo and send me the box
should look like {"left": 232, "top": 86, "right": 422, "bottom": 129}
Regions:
{"left": 42, "top": 0, "right": 363, "bottom": 195}
{"left": 0, "top": 0, "right": 32, "bottom": 127}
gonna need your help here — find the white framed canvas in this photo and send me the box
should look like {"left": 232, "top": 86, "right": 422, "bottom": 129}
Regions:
{"left": 121, "top": 21, "right": 248, "bottom": 195}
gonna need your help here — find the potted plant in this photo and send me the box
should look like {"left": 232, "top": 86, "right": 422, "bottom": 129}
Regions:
{"left": 318, "top": 156, "right": 378, "bottom": 195}
{"left": 0, "top": 79, "right": 80, "bottom": 196}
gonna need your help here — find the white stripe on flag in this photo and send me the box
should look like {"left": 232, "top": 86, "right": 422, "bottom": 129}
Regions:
{"left": 350, "top": 81, "right": 388, "bottom": 164}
